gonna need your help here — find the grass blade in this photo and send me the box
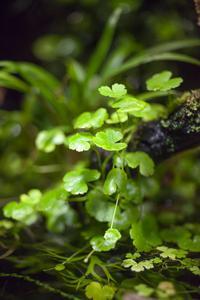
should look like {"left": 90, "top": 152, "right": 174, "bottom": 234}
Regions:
{"left": 145, "top": 39, "right": 200, "bottom": 54}
{"left": 85, "top": 7, "right": 122, "bottom": 83}
{"left": 104, "top": 52, "right": 200, "bottom": 79}
{"left": 0, "top": 72, "right": 29, "bottom": 92}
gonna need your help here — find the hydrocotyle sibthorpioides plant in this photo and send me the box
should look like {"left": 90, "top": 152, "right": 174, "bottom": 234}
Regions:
{"left": 2, "top": 70, "right": 200, "bottom": 299}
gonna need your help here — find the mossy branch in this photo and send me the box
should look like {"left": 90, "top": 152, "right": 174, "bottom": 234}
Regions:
{"left": 131, "top": 90, "right": 200, "bottom": 162}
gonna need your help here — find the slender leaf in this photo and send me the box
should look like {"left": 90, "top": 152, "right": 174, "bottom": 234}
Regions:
{"left": 104, "top": 52, "right": 200, "bottom": 79}
{"left": 85, "top": 8, "right": 122, "bottom": 83}
{"left": 0, "top": 72, "right": 29, "bottom": 92}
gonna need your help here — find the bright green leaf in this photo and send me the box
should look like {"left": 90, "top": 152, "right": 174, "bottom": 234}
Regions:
{"left": 146, "top": 70, "right": 183, "bottom": 92}
{"left": 66, "top": 132, "right": 93, "bottom": 152}
{"left": 123, "top": 258, "right": 154, "bottom": 272}
{"left": 20, "top": 189, "right": 42, "bottom": 206}
{"left": 3, "top": 201, "right": 37, "bottom": 225}
{"left": 90, "top": 236, "right": 112, "bottom": 252}
{"left": 98, "top": 83, "right": 127, "bottom": 98}
{"left": 135, "top": 104, "right": 167, "bottom": 121}
{"left": 74, "top": 108, "right": 108, "bottom": 129}
{"left": 157, "top": 246, "right": 187, "bottom": 260}
{"left": 111, "top": 96, "right": 148, "bottom": 116}
{"left": 90, "top": 228, "right": 121, "bottom": 252}
{"left": 106, "top": 111, "right": 128, "bottom": 124}
{"left": 93, "top": 129, "right": 127, "bottom": 151}
{"left": 85, "top": 282, "right": 115, "bottom": 300}
{"left": 101, "top": 285, "right": 116, "bottom": 300}
{"left": 63, "top": 168, "right": 100, "bottom": 195}
{"left": 85, "top": 282, "right": 102, "bottom": 300}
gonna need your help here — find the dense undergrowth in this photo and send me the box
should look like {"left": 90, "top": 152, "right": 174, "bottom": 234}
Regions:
{"left": 0, "top": 2, "right": 200, "bottom": 300}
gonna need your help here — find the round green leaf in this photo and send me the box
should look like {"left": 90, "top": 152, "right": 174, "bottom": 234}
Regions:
{"left": 146, "top": 70, "right": 183, "bottom": 92}
{"left": 74, "top": 108, "right": 108, "bottom": 129}
{"left": 106, "top": 111, "right": 128, "bottom": 124}
{"left": 3, "top": 201, "right": 37, "bottom": 225}
{"left": 125, "top": 151, "right": 155, "bottom": 176}
{"left": 20, "top": 189, "right": 42, "bottom": 206}
{"left": 63, "top": 168, "right": 100, "bottom": 195}
{"left": 98, "top": 83, "right": 127, "bottom": 98}
{"left": 66, "top": 132, "right": 93, "bottom": 152}
{"left": 111, "top": 96, "right": 148, "bottom": 116}
{"left": 85, "top": 282, "right": 102, "bottom": 300}
{"left": 104, "top": 228, "right": 121, "bottom": 245}
{"left": 93, "top": 129, "right": 127, "bottom": 151}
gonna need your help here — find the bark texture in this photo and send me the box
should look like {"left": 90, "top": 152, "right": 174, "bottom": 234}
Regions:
{"left": 130, "top": 90, "right": 200, "bottom": 162}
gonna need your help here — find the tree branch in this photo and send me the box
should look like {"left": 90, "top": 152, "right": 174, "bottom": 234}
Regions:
{"left": 130, "top": 90, "right": 200, "bottom": 162}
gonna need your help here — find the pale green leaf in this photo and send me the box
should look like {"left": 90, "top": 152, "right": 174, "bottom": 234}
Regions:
{"left": 146, "top": 70, "right": 183, "bottom": 92}
{"left": 106, "top": 111, "right": 128, "bottom": 124}
{"left": 66, "top": 132, "right": 93, "bottom": 152}
{"left": 20, "top": 189, "right": 42, "bottom": 206}
{"left": 85, "top": 282, "right": 102, "bottom": 300}
{"left": 74, "top": 108, "right": 108, "bottom": 129}
{"left": 104, "top": 228, "right": 121, "bottom": 246}
{"left": 36, "top": 128, "right": 65, "bottom": 152}
{"left": 111, "top": 96, "right": 148, "bottom": 116}
{"left": 90, "top": 228, "right": 121, "bottom": 252}
{"left": 85, "top": 282, "right": 115, "bottom": 300}
{"left": 123, "top": 258, "right": 154, "bottom": 272}
{"left": 157, "top": 246, "right": 187, "bottom": 260}
{"left": 98, "top": 83, "right": 127, "bottom": 98}
{"left": 3, "top": 201, "right": 37, "bottom": 225}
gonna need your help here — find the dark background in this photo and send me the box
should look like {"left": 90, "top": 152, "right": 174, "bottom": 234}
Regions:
{"left": 0, "top": 0, "right": 198, "bottom": 61}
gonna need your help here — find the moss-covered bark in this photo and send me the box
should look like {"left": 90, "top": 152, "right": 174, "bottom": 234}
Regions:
{"left": 130, "top": 90, "right": 200, "bottom": 162}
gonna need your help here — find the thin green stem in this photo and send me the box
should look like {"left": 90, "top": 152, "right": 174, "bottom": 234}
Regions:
{"left": 84, "top": 249, "right": 95, "bottom": 263}
{"left": 110, "top": 193, "right": 120, "bottom": 229}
